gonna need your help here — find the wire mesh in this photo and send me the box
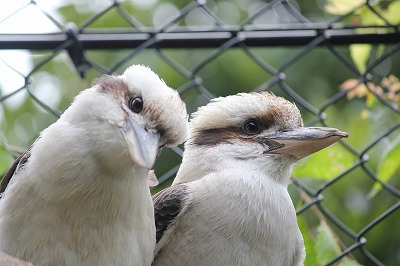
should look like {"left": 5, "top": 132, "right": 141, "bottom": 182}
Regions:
{"left": 0, "top": 0, "right": 399, "bottom": 265}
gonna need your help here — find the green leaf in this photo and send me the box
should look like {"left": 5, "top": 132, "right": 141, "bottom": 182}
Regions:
{"left": 384, "top": 0, "right": 400, "bottom": 25}
{"left": 0, "top": 148, "right": 14, "bottom": 178}
{"left": 350, "top": 44, "right": 372, "bottom": 73}
{"left": 316, "top": 221, "right": 362, "bottom": 266}
{"left": 357, "top": 5, "right": 385, "bottom": 26}
{"left": 316, "top": 221, "right": 342, "bottom": 264}
{"left": 365, "top": 92, "right": 380, "bottom": 109}
{"left": 376, "top": 44, "right": 385, "bottom": 58}
{"left": 293, "top": 144, "right": 354, "bottom": 180}
{"left": 297, "top": 217, "right": 317, "bottom": 266}
{"left": 369, "top": 139, "right": 400, "bottom": 198}
{"left": 339, "top": 257, "right": 363, "bottom": 266}
{"left": 325, "top": 0, "right": 366, "bottom": 15}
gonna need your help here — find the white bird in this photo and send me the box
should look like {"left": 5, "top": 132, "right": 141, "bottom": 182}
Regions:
{"left": 153, "top": 92, "right": 348, "bottom": 266}
{"left": 0, "top": 64, "right": 189, "bottom": 266}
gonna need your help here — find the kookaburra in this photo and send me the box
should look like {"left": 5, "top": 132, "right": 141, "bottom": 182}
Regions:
{"left": 0, "top": 65, "right": 189, "bottom": 265}
{"left": 153, "top": 92, "right": 348, "bottom": 266}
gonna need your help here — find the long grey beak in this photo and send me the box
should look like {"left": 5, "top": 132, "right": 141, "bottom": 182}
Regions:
{"left": 259, "top": 127, "right": 348, "bottom": 161}
{"left": 120, "top": 114, "right": 160, "bottom": 169}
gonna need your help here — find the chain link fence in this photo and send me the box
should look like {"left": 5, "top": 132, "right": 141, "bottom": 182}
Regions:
{"left": 0, "top": 0, "right": 399, "bottom": 265}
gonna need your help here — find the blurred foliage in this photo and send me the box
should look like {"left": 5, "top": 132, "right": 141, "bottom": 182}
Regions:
{"left": 315, "top": 221, "right": 361, "bottom": 266}
{"left": 0, "top": 0, "right": 399, "bottom": 265}
{"left": 326, "top": 0, "right": 400, "bottom": 203}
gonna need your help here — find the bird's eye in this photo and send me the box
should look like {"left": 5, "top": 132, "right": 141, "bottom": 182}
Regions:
{"left": 242, "top": 120, "right": 261, "bottom": 135}
{"left": 129, "top": 97, "right": 143, "bottom": 113}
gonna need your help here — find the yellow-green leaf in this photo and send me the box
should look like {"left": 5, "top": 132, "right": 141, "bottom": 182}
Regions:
{"left": 297, "top": 217, "right": 317, "bottom": 266}
{"left": 325, "top": 0, "right": 366, "bottom": 15}
{"left": 369, "top": 140, "right": 400, "bottom": 198}
{"left": 350, "top": 44, "right": 372, "bottom": 73}
{"left": 0, "top": 148, "right": 14, "bottom": 176}
{"left": 316, "top": 221, "right": 342, "bottom": 264}
{"left": 316, "top": 221, "right": 362, "bottom": 266}
{"left": 339, "top": 257, "right": 363, "bottom": 266}
{"left": 384, "top": 0, "right": 400, "bottom": 24}
{"left": 293, "top": 144, "right": 354, "bottom": 180}
{"left": 376, "top": 44, "right": 385, "bottom": 58}
{"left": 357, "top": 5, "right": 386, "bottom": 26}
{"left": 365, "top": 92, "right": 380, "bottom": 108}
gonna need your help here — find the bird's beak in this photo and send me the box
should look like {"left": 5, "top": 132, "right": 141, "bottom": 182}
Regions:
{"left": 258, "top": 127, "right": 348, "bottom": 161}
{"left": 120, "top": 114, "right": 160, "bottom": 169}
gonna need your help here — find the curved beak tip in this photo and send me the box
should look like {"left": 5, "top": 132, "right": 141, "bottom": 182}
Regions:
{"left": 312, "top": 127, "right": 349, "bottom": 139}
{"left": 340, "top": 132, "right": 349, "bottom": 138}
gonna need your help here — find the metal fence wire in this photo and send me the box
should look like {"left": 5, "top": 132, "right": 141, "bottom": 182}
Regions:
{"left": 0, "top": 0, "right": 399, "bottom": 265}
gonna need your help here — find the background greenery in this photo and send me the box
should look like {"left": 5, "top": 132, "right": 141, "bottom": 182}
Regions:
{"left": 0, "top": 0, "right": 399, "bottom": 265}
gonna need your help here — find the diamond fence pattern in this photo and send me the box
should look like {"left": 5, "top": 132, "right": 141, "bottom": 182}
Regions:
{"left": 0, "top": 0, "right": 399, "bottom": 265}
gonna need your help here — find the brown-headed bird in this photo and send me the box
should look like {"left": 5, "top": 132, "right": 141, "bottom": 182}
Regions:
{"left": 0, "top": 65, "right": 189, "bottom": 266}
{"left": 153, "top": 92, "right": 348, "bottom": 266}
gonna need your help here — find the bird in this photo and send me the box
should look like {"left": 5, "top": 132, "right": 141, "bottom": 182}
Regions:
{"left": 152, "top": 92, "right": 348, "bottom": 266}
{"left": 0, "top": 64, "right": 189, "bottom": 266}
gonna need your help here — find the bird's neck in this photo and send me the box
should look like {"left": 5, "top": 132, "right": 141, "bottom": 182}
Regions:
{"left": 29, "top": 122, "right": 152, "bottom": 221}
{"left": 174, "top": 144, "right": 294, "bottom": 187}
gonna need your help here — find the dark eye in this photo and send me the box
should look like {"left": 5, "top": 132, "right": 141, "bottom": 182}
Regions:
{"left": 129, "top": 97, "right": 143, "bottom": 113}
{"left": 242, "top": 120, "right": 261, "bottom": 135}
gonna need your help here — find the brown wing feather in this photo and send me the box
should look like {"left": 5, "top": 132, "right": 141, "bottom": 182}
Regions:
{"left": 0, "top": 145, "right": 33, "bottom": 196}
{"left": 153, "top": 183, "right": 189, "bottom": 243}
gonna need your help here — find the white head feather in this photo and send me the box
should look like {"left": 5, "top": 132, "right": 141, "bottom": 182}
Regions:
{"left": 122, "top": 65, "right": 189, "bottom": 147}
{"left": 189, "top": 92, "right": 302, "bottom": 136}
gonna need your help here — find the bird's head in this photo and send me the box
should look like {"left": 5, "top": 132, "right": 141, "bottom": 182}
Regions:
{"left": 60, "top": 65, "right": 189, "bottom": 170}
{"left": 181, "top": 92, "right": 347, "bottom": 183}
